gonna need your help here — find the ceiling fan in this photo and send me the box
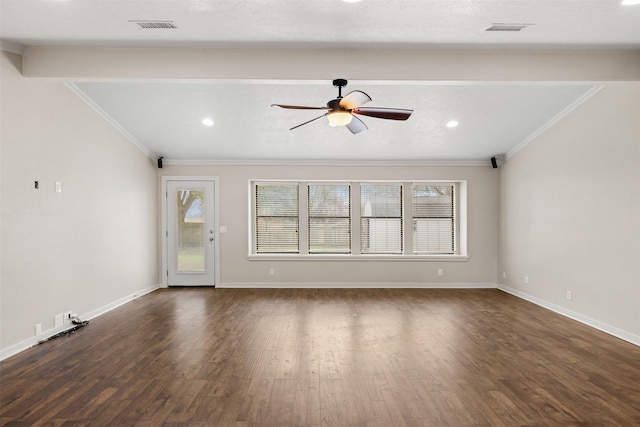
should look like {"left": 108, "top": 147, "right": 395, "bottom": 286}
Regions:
{"left": 271, "top": 79, "right": 413, "bottom": 134}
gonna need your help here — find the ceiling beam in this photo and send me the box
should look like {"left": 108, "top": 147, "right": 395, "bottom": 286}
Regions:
{"left": 22, "top": 47, "right": 640, "bottom": 82}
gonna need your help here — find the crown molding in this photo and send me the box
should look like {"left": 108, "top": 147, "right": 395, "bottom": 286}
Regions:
{"left": 507, "top": 85, "right": 606, "bottom": 160}
{"left": 64, "top": 82, "right": 155, "bottom": 159}
{"left": 162, "top": 158, "right": 492, "bottom": 167}
{"left": 0, "top": 40, "right": 25, "bottom": 55}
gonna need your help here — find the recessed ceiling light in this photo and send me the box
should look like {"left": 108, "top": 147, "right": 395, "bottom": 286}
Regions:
{"left": 446, "top": 120, "right": 459, "bottom": 128}
{"left": 342, "top": 0, "right": 362, "bottom": 3}
{"left": 621, "top": 0, "right": 640, "bottom": 4}
{"left": 202, "top": 118, "right": 214, "bottom": 126}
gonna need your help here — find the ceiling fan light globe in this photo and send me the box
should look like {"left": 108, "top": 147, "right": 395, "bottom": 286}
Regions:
{"left": 327, "top": 111, "right": 353, "bottom": 126}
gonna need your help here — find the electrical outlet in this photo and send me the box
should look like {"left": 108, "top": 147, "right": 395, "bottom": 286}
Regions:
{"left": 437, "top": 268, "right": 444, "bottom": 277}
{"left": 35, "top": 323, "right": 42, "bottom": 336}
{"left": 63, "top": 311, "right": 73, "bottom": 323}
{"left": 502, "top": 271, "right": 507, "bottom": 279}
{"left": 54, "top": 314, "right": 63, "bottom": 327}
{"left": 524, "top": 276, "right": 529, "bottom": 284}
{"left": 566, "top": 290, "right": 572, "bottom": 301}
{"left": 269, "top": 268, "right": 275, "bottom": 276}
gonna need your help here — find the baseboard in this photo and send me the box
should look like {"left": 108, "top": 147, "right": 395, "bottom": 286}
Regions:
{"left": 218, "top": 282, "right": 497, "bottom": 289}
{"left": 81, "top": 284, "right": 160, "bottom": 321}
{"left": 498, "top": 285, "right": 640, "bottom": 347}
{"left": 0, "top": 323, "right": 75, "bottom": 363}
{"left": 0, "top": 284, "right": 161, "bottom": 361}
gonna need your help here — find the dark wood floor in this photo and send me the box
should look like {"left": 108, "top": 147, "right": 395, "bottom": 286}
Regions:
{"left": 1, "top": 288, "right": 639, "bottom": 426}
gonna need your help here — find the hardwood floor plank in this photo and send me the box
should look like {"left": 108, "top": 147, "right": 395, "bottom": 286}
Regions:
{"left": 304, "top": 376, "right": 321, "bottom": 426}
{"left": 1, "top": 288, "right": 639, "bottom": 426}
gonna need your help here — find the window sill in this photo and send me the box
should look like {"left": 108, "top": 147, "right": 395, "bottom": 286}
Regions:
{"left": 248, "top": 254, "right": 469, "bottom": 262}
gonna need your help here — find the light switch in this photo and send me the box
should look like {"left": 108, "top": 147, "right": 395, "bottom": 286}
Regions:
{"left": 220, "top": 226, "right": 228, "bottom": 233}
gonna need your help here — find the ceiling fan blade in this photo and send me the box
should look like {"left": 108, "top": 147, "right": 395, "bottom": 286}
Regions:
{"left": 339, "top": 90, "right": 372, "bottom": 110}
{"left": 346, "top": 115, "right": 368, "bottom": 134}
{"left": 290, "top": 113, "right": 328, "bottom": 130}
{"left": 271, "top": 104, "right": 330, "bottom": 110}
{"left": 353, "top": 107, "right": 413, "bottom": 121}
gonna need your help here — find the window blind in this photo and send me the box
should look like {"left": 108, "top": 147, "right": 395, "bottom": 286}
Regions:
{"left": 308, "top": 184, "right": 351, "bottom": 254}
{"left": 255, "top": 183, "right": 299, "bottom": 253}
{"left": 412, "top": 184, "right": 455, "bottom": 254}
{"left": 360, "top": 184, "right": 403, "bottom": 254}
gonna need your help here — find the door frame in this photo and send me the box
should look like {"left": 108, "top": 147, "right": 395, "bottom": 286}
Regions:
{"left": 161, "top": 176, "right": 220, "bottom": 288}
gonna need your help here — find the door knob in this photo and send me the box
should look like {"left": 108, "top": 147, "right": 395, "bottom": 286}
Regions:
{"left": 209, "top": 237, "right": 214, "bottom": 242}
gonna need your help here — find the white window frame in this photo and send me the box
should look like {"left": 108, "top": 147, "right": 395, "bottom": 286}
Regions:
{"left": 359, "top": 182, "right": 404, "bottom": 255}
{"left": 251, "top": 181, "right": 300, "bottom": 254}
{"left": 308, "top": 182, "right": 352, "bottom": 254}
{"left": 249, "top": 179, "right": 468, "bottom": 262}
{"left": 410, "top": 183, "right": 457, "bottom": 255}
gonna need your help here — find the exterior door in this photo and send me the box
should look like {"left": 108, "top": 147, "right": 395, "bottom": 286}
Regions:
{"left": 167, "top": 180, "right": 215, "bottom": 286}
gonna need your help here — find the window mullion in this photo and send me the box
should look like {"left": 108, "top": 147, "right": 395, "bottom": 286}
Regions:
{"left": 403, "top": 182, "right": 413, "bottom": 256}
{"left": 299, "top": 182, "right": 309, "bottom": 255}
{"left": 351, "top": 182, "right": 361, "bottom": 255}
{"left": 250, "top": 181, "right": 257, "bottom": 254}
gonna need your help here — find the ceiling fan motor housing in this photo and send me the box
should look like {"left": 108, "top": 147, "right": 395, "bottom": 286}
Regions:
{"left": 327, "top": 98, "right": 346, "bottom": 110}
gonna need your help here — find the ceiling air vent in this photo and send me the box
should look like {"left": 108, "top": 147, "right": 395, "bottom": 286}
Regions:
{"left": 484, "top": 23, "right": 533, "bottom": 32}
{"left": 131, "top": 20, "right": 177, "bottom": 29}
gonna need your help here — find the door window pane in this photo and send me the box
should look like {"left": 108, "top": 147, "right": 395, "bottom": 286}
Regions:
{"left": 177, "top": 189, "right": 205, "bottom": 272}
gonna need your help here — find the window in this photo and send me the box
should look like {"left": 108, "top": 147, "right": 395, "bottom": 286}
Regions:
{"left": 360, "top": 184, "right": 403, "bottom": 254}
{"left": 308, "top": 184, "right": 351, "bottom": 254}
{"left": 250, "top": 180, "right": 465, "bottom": 259}
{"left": 412, "top": 184, "right": 455, "bottom": 254}
{"left": 255, "top": 183, "right": 299, "bottom": 253}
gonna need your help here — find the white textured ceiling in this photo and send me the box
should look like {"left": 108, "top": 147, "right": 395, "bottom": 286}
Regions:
{"left": 71, "top": 81, "right": 596, "bottom": 162}
{"left": 1, "top": 1, "right": 638, "bottom": 163}
{"left": 2, "top": 0, "right": 639, "bottom": 50}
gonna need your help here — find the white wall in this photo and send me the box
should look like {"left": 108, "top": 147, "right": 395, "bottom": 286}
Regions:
{"left": 498, "top": 84, "right": 640, "bottom": 344}
{"left": 161, "top": 164, "right": 498, "bottom": 287}
{"left": 0, "top": 51, "right": 159, "bottom": 357}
